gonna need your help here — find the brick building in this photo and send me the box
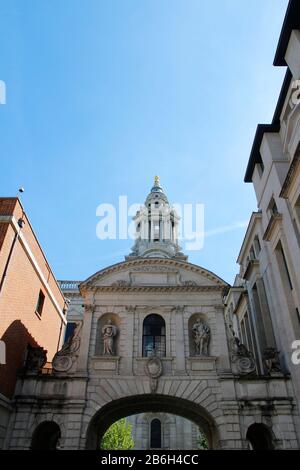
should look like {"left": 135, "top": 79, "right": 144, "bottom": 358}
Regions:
{"left": 0, "top": 198, "right": 67, "bottom": 448}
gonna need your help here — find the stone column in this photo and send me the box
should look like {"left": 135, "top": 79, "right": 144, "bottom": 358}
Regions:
{"left": 122, "top": 306, "right": 135, "bottom": 375}
{"left": 77, "top": 302, "right": 94, "bottom": 372}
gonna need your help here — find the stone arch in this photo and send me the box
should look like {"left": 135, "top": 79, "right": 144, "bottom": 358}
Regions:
{"left": 30, "top": 421, "right": 61, "bottom": 450}
{"left": 246, "top": 423, "right": 275, "bottom": 450}
{"left": 85, "top": 393, "right": 219, "bottom": 449}
{"left": 188, "top": 313, "right": 210, "bottom": 356}
{"left": 95, "top": 313, "right": 121, "bottom": 356}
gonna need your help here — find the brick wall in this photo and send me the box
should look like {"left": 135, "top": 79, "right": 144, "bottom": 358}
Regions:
{"left": 0, "top": 198, "right": 65, "bottom": 398}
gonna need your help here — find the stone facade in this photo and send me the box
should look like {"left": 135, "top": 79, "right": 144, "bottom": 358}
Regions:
{"left": 4, "top": 174, "right": 300, "bottom": 450}
{"left": 127, "top": 413, "right": 201, "bottom": 450}
{"left": 2, "top": 1, "right": 300, "bottom": 451}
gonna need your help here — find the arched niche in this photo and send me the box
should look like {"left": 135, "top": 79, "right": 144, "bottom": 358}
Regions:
{"left": 246, "top": 423, "right": 275, "bottom": 450}
{"left": 188, "top": 313, "right": 210, "bottom": 357}
{"left": 95, "top": 313, "right": 121, "bottom": 356}
{"left": 30, "top": 421, "right": 61, "bottom": 450}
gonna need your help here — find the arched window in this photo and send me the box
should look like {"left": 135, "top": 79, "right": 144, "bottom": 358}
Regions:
{"left": 143, "top": 314, "right": 166, "bottom": 357}
{"left": 150, "top": 419, "right": 162, "bottom": 448}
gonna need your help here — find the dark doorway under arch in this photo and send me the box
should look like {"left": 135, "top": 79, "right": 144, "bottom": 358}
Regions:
{"left": 150, "top": 418, "right": 162, "bottom": 448}
{"left": 31, "top": 421, "right": 61, "bottom": 450}
{"left": 246, "top": 423, "right": 275, "bottom": 450}
{"left": 85, "top": 394, "right": 218, "bottom": 449}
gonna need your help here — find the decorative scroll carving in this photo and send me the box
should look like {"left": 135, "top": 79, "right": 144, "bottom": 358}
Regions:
{"left": 229, "top": 335, "right": 256, "bottom": 375}
{"left": 144, "top": 352, "right": 162, "bottom": 393}
{"left": 263, "top": 348, "right": 281, "bottom": 374}
{"left": 52, "top": 322, "right": 82, "bottom": 373}
{"left": 102, "top": 320, "right": 118, "bottom": 355}
{"left": 25, "top": 345, "right": 47, "bottom": 371}
{"left": 192, "top": 319, "right": 211, "bottom": 356}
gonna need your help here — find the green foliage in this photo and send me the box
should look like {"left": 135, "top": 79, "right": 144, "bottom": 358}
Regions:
{"left": 197, "top": 429, "right": 209, "bottom": 450}
{"left": 100, "top": 418, "right": 135, "bottom": 450}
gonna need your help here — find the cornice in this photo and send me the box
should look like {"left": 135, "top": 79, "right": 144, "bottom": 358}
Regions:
{"left": 84, "top": 285, "right": 225, "bottom": 294}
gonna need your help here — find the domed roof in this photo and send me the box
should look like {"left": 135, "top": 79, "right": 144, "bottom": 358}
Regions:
{"left": 145, "top": 176, "right": 169, "bottom": 205}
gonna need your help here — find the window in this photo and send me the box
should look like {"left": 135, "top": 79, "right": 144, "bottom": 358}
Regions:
{"left": 249, "top": 246, "right": 256, "bottom": 260}
{"left": 150, "top": 419, "right": 162, "bottom": 448}
{"left": 276, "top": 241, "right": 293, "bottom": 290}
{"left": 142, "top": 314, "right": 166, "bottom": 357}
{"left": 294, "top": 194, "right": 300, "bottom": 234}
{"left": 36, "top": 290, "right": 45, "bottom": 317}
{"left": 64, "top": 322, "right": 76, "bottom": 343}
{"left": 154, "top": 222, "right": 160, "bottom": 241}
{"left": 253, "top": 235, "right": 261, "bottom": 257}
{"left": 268, "top": 197, "right": 278, "bottom": 217}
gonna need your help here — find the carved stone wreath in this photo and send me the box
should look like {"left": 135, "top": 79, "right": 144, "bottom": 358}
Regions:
{"left": 144, "top": 356, "right": 163, "bottom": 393}
{"left": 144, "top": 356, "right": 163, "bottom": 379}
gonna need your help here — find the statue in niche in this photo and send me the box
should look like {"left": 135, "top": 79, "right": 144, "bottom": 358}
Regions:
{"left": 102, "top": 319, "right": 118, "bottom": 356}
{"left": 192, "top": 318, "right": 211, "bottom": 356}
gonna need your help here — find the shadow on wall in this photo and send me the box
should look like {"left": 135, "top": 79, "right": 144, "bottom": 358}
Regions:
{"left": 0, "top": 320, "right": 42, "bottom": 398}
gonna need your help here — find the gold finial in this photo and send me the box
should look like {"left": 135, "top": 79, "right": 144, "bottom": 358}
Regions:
{"left": 154, "top": 175, "right": 160, "bottom": 186}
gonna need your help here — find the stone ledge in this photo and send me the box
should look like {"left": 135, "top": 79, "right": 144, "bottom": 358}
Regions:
{"left": 187, "top": 356, "right": 217, "bottom": 371}
{"left": 90, "top": 356, "right": 120, "bottom": 373}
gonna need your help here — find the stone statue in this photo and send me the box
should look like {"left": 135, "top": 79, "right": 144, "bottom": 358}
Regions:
{"left": 192, "top": 319, "right": 210, "bottom": 356}
{"left": 102, "top": 320, "right": 118, "bottom": 356}
{"left": 263, "top": 347, "right": 281, "bottom": 374}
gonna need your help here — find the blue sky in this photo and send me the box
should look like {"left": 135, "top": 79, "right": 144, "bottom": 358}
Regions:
{"left": 0, "top": 0, "right": 288, "bottom": 283}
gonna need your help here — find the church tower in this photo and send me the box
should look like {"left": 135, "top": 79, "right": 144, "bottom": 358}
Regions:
{"left": 126, "top": 176, "right": 187, "bottom": 260}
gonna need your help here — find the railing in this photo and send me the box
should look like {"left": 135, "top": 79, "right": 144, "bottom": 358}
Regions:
{"left": 58, "top": 280, "right": 81, "bottom": 291}
{"left": 41, "top": 362, "right": 53, "bottom": 375}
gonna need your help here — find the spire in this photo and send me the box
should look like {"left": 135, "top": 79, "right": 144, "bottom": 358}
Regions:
{"left": 125, "top": 178, "right": 187, "bottom": 261}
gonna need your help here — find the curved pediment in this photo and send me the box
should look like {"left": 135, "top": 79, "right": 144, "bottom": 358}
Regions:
{"left": 80, "top": 258, "right": 229, "bottom": 293}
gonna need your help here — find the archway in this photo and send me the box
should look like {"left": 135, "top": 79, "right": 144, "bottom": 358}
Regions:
{"left": 31, "top": 421, "right": 61, "bottom": 450}
{"left": 246, "top": 423, "right": 275, "bottom": 450}
{"left": 85, "top": 394, "right": 219, "bottom": 449}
